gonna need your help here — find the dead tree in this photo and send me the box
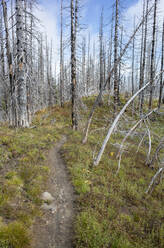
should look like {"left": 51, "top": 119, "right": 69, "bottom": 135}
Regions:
{"left": 117, "top": 108, "right": 157, "bottom": 174}
{"left": 148, "top": 137, "right": 164, "bottom": 168}
{"left": 131, "top": 19, "right": 135, "bottom": 97}
{"left": 0, "top": 12, "right": 8, "bottom": 116}
{"left": 99, "top": 8, "right": 104, "bottom": 105}
{"left": 49, "top": 40, "right": 53, "bottom": 106}
{"left": 11, "top": 0, "right": 15, "bottom": 56}
{"left": 71, "top": 0, "right": 78, "bottom": 130}
{"left": 82, "top": 4, "right": 154, "bottom": 144}
{"left": 158, "top": 20, "right": 164, "bottom": 109}
{"left": 139, "top": 0, "right": 149, "bottom": 115}
{"left": 2, "top": 0, "right": 15, "bottom": 125}
{"left": 45, "top": 37, "right": 53, "bottom": 107}
{"left": 138, "top": 0, "right": 145, "bottom": 110}
{"left": 103, "top": 42, "right": 106, "bottom": 91}
{"left": 86, "top": 33, "right": 91, "bottom": 95}
{"left": 25, "top": 0, "right": 32, "bottom": 123}
{"left": 107, "top": 9, "right": 114, "bottom": 97}
{"left": 149, "top": 0, "right": 158, "bottom": 110}
{"left": 0, "top": 15, "right": 5, "bottom": 80}
{"left": 82, "top": 37, "right": 86, "bottom": 95}
{"left": 38, "top": 34, "right": 45, "bottom": 108}
{"left": 16, "top": 0, "right": 29, "bottom": 127}
{"left": 118, "top": 26, "right": 123, "bottom": 96}
{"left": 131, "top": 19, "right": 136, "bottom": 115}
{"left": 94, "top": 72, "right": 161, "bottom": 166}
{"left": 113, "top": 0, "right": 119, "bottom": 112}
{"left": 60, "top": 0, "right": 64, "bottom": 107}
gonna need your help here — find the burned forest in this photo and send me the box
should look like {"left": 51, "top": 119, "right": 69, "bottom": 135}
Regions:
{"left": 0, "top": 0, "right": 164, "bottom": 247}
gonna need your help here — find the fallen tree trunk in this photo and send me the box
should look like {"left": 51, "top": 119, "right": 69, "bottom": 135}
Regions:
{"left": 146, "top": 167, "right": 164, "bottom": 194}
{"left": 116, "top": 108, "right": 157, "bottom": 174}
{"left": 93, "top": 71, "right": 162, "bottom": 166}
{"left": 148, "top": 136, "right": 164, "bottom": 168}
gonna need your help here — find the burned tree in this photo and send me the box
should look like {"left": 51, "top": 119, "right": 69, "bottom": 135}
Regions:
{"left": 149, "top": 0, "right": 158, "bottom": 110}
{"left": 158, "top": 20, "right": 164, "bottom": 109}
{"left": 99, "top": 8, "right": 104, "bottom": 105}
{"left": 71, "top": 0, "right": 78, "bottom": 130}
{"left": 60, "top": 0, "right": 64, "bottom": 107}
{"left": 16, "top": 0, "right": 29, "bottom": 127}
{"left": 113, "top": 0, "right": 119, "bottom": 113}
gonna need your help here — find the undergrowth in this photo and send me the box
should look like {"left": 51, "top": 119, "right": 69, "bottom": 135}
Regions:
{"left": 0, "top": 97, "right": 164, "bottom": 248}
{"left": 0, "top": 106, "right": 70, "bottom": 248}
{"left": 62, "top": 97, "right": 164, "bottom": 248}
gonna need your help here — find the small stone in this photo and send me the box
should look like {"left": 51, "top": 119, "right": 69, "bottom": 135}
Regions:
{"left": 41, "top": 192, "right": 54, "bottom": 202}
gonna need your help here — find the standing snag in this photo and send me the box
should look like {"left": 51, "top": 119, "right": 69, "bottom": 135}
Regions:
{"left": 71, "top": 0, "right": 78, "bottom": 130}
{"left": 16, "top": 0, "right": 29, "bottom": 127}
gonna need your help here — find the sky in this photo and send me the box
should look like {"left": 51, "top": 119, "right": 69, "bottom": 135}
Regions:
{"left": 36, "top": 0, "right": 140, "bottom": 41}
{"left": 35, "top": 0, "right": 164, "bottom": 69}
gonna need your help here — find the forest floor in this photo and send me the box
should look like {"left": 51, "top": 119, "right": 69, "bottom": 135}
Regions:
{"left": 0, "top": 97, "right": 164, "bottom": 248}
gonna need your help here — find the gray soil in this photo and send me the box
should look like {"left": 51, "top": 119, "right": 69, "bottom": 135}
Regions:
{"left": 32, "top": 136, "right": 75, "bottom": 248}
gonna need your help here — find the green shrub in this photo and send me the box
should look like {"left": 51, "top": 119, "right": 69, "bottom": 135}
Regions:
{"left": 0, "top": 222, "right": 30, "bottom": 248}
{"left": 76, "top": 211, "right": 110, "bottom": 248}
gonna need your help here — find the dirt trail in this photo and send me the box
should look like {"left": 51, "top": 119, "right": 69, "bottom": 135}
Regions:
{"left": 32, "top": 136, "right": 75, "bottom": 248}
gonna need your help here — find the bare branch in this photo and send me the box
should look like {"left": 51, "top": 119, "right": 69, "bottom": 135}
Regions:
{"left": 146, "top": 167, "right": 164, "bottom": 194}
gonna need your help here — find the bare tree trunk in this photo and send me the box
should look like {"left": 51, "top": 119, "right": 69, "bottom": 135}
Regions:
{"left": 71, "top": 0, "right": 78, "bottom": 130}
{"left": 149, "top": 0, "right": 158, "bottom": 110}
{"left": 16, "top": 0, "right": 29, "bottom": 127}
{"left": 114, "top": 0, "right": 119, "bottom": 113}
{"left": 24, "top": 0, "right": 31, "bottom": 123}
{"left": 138, "top": 0, "right": 145, "bottom": 100}
{"left": 0, "top": 15, "right": 4, "bottom": 75}
{"left": 82, "top": 37, "right": 86, "bottom": 95}
{"left": 131, "top": 19, "right": 135, "bottom": 115}
{"left": 118, "top": 26, "right": 123, "bottom": 97}
{"left": 131, "top": 19, "right": 135, "bottom": 97}
{"left": 49, "top": 40, "right": 53, "bottom": 106}
{"left": 158, "top": 20, "right": 164, "bottom": 109}
{"left": 86, "top": 33, "right": 91, "bottom": 96}
{"left": 40, "top": 34, "right": 44, "bottom": 108}
{"left": 103, "top": 43, "right": 106, "bottom": 90}
{"left": 60, "top": 0, "right": 64, "bottom": 107}
{"left": 29, "top": 1, "right": 33, "bottom": 120}
{"left": 0, "top": 18, "right": 4, "bottom": 78}
{"left": 0, "top": 13, "right": 8, "bottom": 117}
{"left": 11, "top": 0, "right": 15, "bottom": 56}
{"left": 107, "top": 10, "right": 114, "bottom": 100}
{"left": 2, "top": 0, "right": 15, "bottom": 125}
{"left": 99, "top": 8, "right": 104, "bottom": 105}
{"left": 139, "top": 0, "right": 149, "bottom": 115}
{"left": 92, "top": 41, "right": 96, "bottom": 93}
{"left": 46, "top": 36, "right": 52, "bottom": 107}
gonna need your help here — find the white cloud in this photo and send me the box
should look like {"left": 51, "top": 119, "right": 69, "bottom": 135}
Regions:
{"left": 125, "top": 0, "right": 164, "bottom": 27}
{"left": 34, "top": 1, "right": 60, "bottom": 68}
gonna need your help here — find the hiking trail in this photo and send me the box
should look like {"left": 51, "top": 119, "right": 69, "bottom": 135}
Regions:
{"left": 32, "top": 136, "right": 75, "bottom": 248}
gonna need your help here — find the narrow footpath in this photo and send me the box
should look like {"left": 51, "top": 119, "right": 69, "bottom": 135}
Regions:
{"left": 32, "top": 136, "right": 75, "bottom": 248}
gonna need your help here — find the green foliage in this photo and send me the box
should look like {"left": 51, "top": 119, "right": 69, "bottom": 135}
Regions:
{"left": 0, "top": 105, "right": 69, "bottom": 248}
{"left": 0, "top": 97, "right": 164, "bottom": 248}
{"left": 62, "top": 96, "right": 164, "bottom": 248}
{"left": 0, "top": 222, "right": 30, "bottom": 248}
{"left": 75, "top": 211, "right": 110, "bottom": 248}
